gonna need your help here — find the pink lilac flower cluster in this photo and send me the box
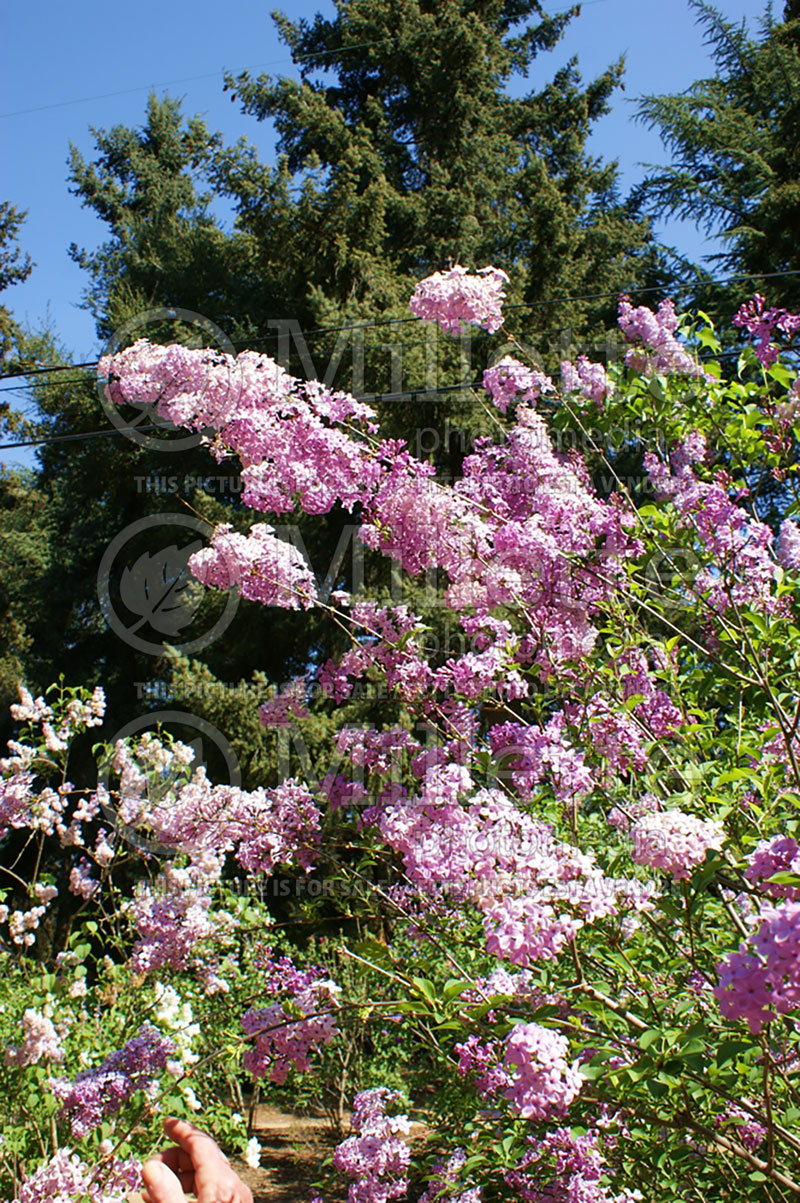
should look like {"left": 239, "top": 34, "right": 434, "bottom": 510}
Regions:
{"left": 563, "top": 694, "right": 648, "bottom": 782}
{"left": 69, "top": 858, "right": 100, "bottom": 899}
{"left": 254, "top": 947, "right": 327, "bottom": 993}
{"left": 607, "top": 793, "right": 660, "bottom": 835}
{"left": 502, "top": 1022, "right": 583, "bottom": 1119}
{"left": 334, "top": 725, "right": 421, "bottom": 776}
{"left": 617, "top": 647, "right": 682, "bottom": 739}
{"left": 360, "top": 453, "right": 492, "bottom": 582}
{"left": 100, "top": 341, "right": 381, "bottom": 516}
{"left": 333, "top": 1088, "right": 411, "bottom": 1203}
{"left": 190, "top": 522, "right": 317, "bottom": 609}
{"left": 104, "top": 325, "right": 641, "bottom": 675}
{"left": 127, "top": 875, "right": 236, "bottom": 977}
{"left": 0, "top": 688, "right": 108, "bottom": 851}
{"left": 745, "top": 835, "right": 800, "bottom": 901}
{"left": 376, "top": 774, "right": 655, "bottom": 963}
{"left": 433, "top": 641, "right": 528, "bottom": 703}
{"left": 454, "top": 1034, "right": 512, "bottom": 1098}
{"left": 109, "top": 733, "right": 321, "bottom": 874}
{"left": 560, "top": 355, "right": 614, "bottom": 404}
{"left": 715, "top": 899, "right": 800, "bottom": 1032}
{"left": 489, "top": 717, "right": 594, "bottom": 805}
{"left": 4, "top": 1008, "right": 65, "bottom": 1067}
{"left": 51, "top": 1024, "right": 175, "bottom": 1137}
{"left": 644, "top": 433, "right": 778, "bottom": 614}
{"left": 461, "top": 966, "right": 547, "bottom": 1009}
{"left": 317, "top": 601, "right": 432, "bottom": 704}
{"left": 483, "top": 894, "right": 581, "bottom": 966}
{"left": 15, "top": 1148, "right": 142, "bottom": 1203}
{"left": 733, "top": 295, "right": 800, "bottom": 367}
{"left": 450, "top": 405, "right": 641, "bottom": 666}
{"left": 10, "top": 684, "right": 105, "bottom": 741}
{"left": 377, "top": 776, "right": 566, "bottom": 890}
{"left": 259, "top": 677, "right": 311, "bottom": 726}
{"left": 455, "top": 1024, "right": 582, "bottom": 1120}
{"left": 242, "top": 970, "right": 339, "bottom": 1084}
{"left": 714, "top": 1104, "right": 766, "bottom": 1154}
{"left": 418, "top": 1148, "right": 481, "bottom": 1203}
{"left": 506, "top": 1125, "right": 640, "bottom": 1203}
{"left": 618, "top": 296, "right": 706, "bottom": 378}
{"left": 3, "top": 901, "right": 53, "bottom": 947}
{"left": 630, "top": 808, "right": 725, "bottom": 881}
{"left": 409, "top": 265, "right": 509, "bottom": 336}
{"left": 777, "top": 519, "right": 800, "bottom": 572}
{"left": 483, "top": 356, "right": 553, "bottom": 413}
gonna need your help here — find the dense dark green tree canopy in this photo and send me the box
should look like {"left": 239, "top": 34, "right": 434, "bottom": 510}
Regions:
{"left": 0, "top": 202, "right": 33, "bottom": 373}
{"left": 4, "top": 0, "right": 673, "bottom": 750}
{"left": 67, "top": 96, "right": 280, "bottom": 344}
{"left": 635, "top": 0, "right": 800, "bottom": 309}
{"left": 221, "top": 0, "right": 664, "bottom": 334}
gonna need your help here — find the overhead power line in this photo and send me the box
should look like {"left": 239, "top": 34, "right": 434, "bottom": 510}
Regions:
{"left": 0, "top": 343, "right": 782, "bottom": 457}
{"left": 1, "top": 265, "right": 798, "bottom": 388}
{"left": 0, "top": 41, "right": 391, "bottom": 119}
{"left": 0, "top": 383, "right": 484, "bottom": 451}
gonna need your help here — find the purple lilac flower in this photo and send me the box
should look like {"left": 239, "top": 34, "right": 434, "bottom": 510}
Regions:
{"left": 50, "top": 1024, "right": 174, "bottom": 1138}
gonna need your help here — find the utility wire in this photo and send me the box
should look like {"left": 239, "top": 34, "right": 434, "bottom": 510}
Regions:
{"left": 0, "top": 382, "right": 491, "bottom": 451}
{"left": 0, "top": 424, "right": 166, "bottom": 450}
{"left": 2, "top": 266, "right": 799, "bottom": 388}
{"left": 0, "top": 346, "right": 789, "bottom": 455}
{"left": 0, "top": 339, "right": 766, "bottom": 398}
{"left": 0, "top": 41, "right": 391, "bottom": 119}
{"left": 0, "top": 3, "right": 623, "bottom": 120}
{"left": 0, "top": 0, "right": 625, "bottom": 121}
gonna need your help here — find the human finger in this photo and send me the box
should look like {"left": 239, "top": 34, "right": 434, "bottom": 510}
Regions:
{"left": 161, "top": 1118, "right": 253, "bottom": 1203}
{"left": 141, "top": 1158, "right": 186, "bottom": 1203}
{"left": 144, "top": 1145, "right": 196, "bottom": 1191}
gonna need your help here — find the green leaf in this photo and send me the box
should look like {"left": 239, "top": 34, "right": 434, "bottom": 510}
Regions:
{"left": 716, "top": 1039, "right": 754, "bottom": 1067}
{"left": 352, "top": 938, "right": 394, "bottom": 972}
{"left": 442, "top": 979, "right": 471, "bottom": 1003}
{"left": 411, "top": 977, "right": 437, "bottom": 1005}
{"left": 393, "top": 1000, "right": 431, "bottom": 1016}
{"left": 767, "top": 871, "right": 800, "bottom": 887}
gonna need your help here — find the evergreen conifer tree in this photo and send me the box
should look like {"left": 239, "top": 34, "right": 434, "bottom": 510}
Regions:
{"left": 5, "top": 1, "right": 670, "bottom": 760}
{"left": 635, "top": 0, "right": 800, "bottom": 313}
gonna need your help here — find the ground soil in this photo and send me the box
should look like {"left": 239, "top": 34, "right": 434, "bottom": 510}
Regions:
{"left": 232, "top": 1105, "right": 340, "bottom": 1202}
{"left": 235, "top": 1106, "right": 428, "bottom": 1202}
{"left": 128, "top": 1104, "right": 427, "bottom": 1202}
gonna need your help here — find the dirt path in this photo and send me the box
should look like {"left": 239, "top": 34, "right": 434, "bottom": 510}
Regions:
{"left": 128, "top": 1105, "right": 426, "bottom": 1201}
{"left": 234, "top": 1105, "right": 427, "bottom": 1202}
{"left": 232, "top": 1105, "right": 340, "bottom": 1203}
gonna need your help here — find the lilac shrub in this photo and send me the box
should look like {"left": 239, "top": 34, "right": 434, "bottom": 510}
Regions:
{"left": 332, "top": 1089, "right": 411, "bottom": 1203}
{"left": 4, "top": 272, "right": 800, "bottom": 1200}
{"left": 51, "top": 1025, "right": 175, "bottom": 1138}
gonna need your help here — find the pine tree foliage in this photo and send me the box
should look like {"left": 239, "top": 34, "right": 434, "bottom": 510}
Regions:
{"left": 222, "top": 0, "right": 664, "bottom": 334}
{"left": 5, "top": 2, "right": 672, "bottom": 741}
{"left": 0, "top": 202, "right": 33, "bottom": 372}
{"left": 635, "top": 0, "right": 800, "bottom": 306}
{"left": 67, "top": 96, "right": 277, "bottom": 343}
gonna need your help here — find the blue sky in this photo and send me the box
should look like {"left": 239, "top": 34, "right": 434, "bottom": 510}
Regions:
{"left": 0, "top": 0, "right": 762, "bottom": 466}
